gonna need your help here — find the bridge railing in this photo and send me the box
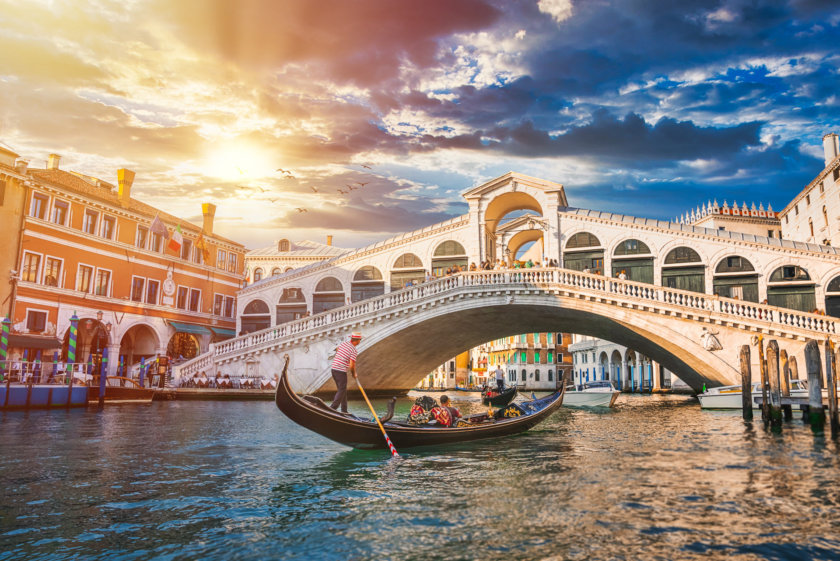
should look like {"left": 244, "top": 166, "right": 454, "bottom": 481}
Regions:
{"left": 175, "top": 267, "right": 838, "bottom": 379}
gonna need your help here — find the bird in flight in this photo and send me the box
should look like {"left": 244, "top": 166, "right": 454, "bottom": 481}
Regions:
{"left": 268, "top": 198, "right": 278, "bottom": 203}
{"left": 295, "top": 207, "right": 307, "bottom": 213}
{"left": 356, "top": 181, "right": 369, "bottom": 187}
{"left": 337, "top": 188, "right": 347, "bottom": 195}
{"left": 276, "top": 168, "right": 291, "bottom": 174}
{"left": 309, "top": 186, "right": 318, "bottom": 193}
{"left": 360, "top": 164, "right": 372, "bottom": 169}
{"left": 347, "top": 184, "right": 358, "bottom": 191}
{"left": 253, "top": 186, "right": 267, "bottom": 193}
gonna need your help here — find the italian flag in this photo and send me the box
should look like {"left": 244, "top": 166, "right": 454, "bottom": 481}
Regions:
{"left": 168, "top": 224, "right": 183, "bottom": 253}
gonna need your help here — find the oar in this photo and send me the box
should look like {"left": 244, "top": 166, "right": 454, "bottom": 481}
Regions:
{"left": 355, "top": 377, "right": 400, "bottom": 458}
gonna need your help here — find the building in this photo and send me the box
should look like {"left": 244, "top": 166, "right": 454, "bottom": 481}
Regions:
{"left": 780, "top": 132, "right": 840, "bottom": 247}
{"left": 0, "top": 144, "right": 30, "bottom": 319}
{"left": 244, "top": 236, "right": 350, "bottom": 284}
{"left": 7, "top": 148, "right": 246, "bottom": 377}
{"left": 679, "top": 200, "right": 781, "bottom": 239}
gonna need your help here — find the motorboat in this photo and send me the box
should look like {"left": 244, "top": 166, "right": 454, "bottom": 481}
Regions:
{"left": 275, "top": 368, "right": 565, "bottom": 450}
{"left": 697, "top": 380, "right": 808, "bottom": 409}
{"left": 563, "top": 380, "right": 620, "bottom": 408}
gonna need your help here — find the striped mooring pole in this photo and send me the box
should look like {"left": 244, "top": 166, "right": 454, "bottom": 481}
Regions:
{"left": 0, "top": 316, "right": 10, "bottom": 381}
{"left": 52, "top": 351, "right": 59, "bottom": 382}
{"left": 67, "top": 313, "right": 79, "bottom": 368}
{"left": 138, "top": 357, "right": 146, "bottom": 388}
{"left": 98, "top": 346, "right": 108, "bottom": 407}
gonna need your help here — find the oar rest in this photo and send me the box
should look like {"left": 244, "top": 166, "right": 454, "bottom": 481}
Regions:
{"left": 379, "top": 397, "right": 397, "bottom": 423}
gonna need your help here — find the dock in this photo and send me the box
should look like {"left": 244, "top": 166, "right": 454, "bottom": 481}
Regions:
{"left": 154, "top": 388, "right": 276, "bottom": 401}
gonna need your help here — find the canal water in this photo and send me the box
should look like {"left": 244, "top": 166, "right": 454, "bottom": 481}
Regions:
{"left": 2, "top": 394, "right": 840, "bottom": 560}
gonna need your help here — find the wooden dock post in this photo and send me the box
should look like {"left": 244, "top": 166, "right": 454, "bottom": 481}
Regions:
{"left": 803, "top": 340, "right": 825, "bottom": 431}
{"left": 756, "top": 336, "right": 770, "bottom": 426}
{"left": 779, "top": 349, "right": 792, "bottom": 421}
{"left": 829, "top": 343, "right": 840, "bottom": 437}
{"left": 739, "top": 345, "right": 753, "bottom": 421}
{"left": 766, "top": 341, "right": 783, "bottom": 431}
{"left": 789, "top": 355, "right": 799, "bottom": 380}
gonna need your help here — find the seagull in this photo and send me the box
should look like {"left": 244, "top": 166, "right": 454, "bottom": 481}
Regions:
{"left": 309, "top": 186, "right": 319, "bottom": 193}
{"left": 356, "top": 181, "right": 369, "bottom": 186}
{"left": 360, "top": 164, "right": 372, "bottom": 169}
{"left": 347, "top": 184, "right": 358, "bottom": 190}
{"left": 284, "top": 173, "right": 296, "bottom": 180}
{"left": 276, "top": 168, "right": 291, "bottom": 174}
{"left": 268, "top": 198, "right": 278, "bottom": 203}
{"left": 295, "top": 207, "right": 307, "bottom": 213}
{"left": 337, "top": 188, "right": 347, "bottom": 195}
{"left": 254, "top": 186, "right": 267, "bottom": 193}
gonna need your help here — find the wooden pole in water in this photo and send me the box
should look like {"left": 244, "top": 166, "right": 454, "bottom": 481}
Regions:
{"left": 789, "top": 356, "right": 799, "bottom": 380}
{"left": 803, "top": 340, "right": 825, "bottom": 431}
{"left": 756, "top": 336, "right": 770, "bottom": 426}
{"left": 766, "top": 340, "right": 783, "bottom": 431}
{"left": 739, "top": 345, "right": 753, "bottom": 421}
{"left": 779, "top": 349, "right": 792, "bottom": 421}
{"left": 829, "top": 344, "right": 840, "bottom": 437}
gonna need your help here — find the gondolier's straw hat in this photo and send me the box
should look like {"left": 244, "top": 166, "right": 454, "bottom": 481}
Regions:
{"left": 350, "top": 332, "right": 363, "bottom": 340}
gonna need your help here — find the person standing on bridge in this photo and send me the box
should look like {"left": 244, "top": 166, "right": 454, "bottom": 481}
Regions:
{"left": 330, "top": 332, "right": 362, "bottom": 413}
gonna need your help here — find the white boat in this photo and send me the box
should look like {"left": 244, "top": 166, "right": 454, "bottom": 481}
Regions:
{"left": 697, "top": 380, "right": 809, "bottom": 409}
{"left": 563, "top": 380, "right": 620, "bottom": 408}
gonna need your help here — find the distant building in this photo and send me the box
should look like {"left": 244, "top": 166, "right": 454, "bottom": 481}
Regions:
{"left": 679, "top": 200, "right": 781, "bottom": 239}
{"left": 780, "top": 132, "right": 840, "bottom": 247}
{"left": 5, "top": 147, "right": 245, "bottom": 376}
{"left": 245, "top": 237, "right": 349, "bottom": 283}
{"left": 0, "top": 144, "right": 29, "bottom": 319}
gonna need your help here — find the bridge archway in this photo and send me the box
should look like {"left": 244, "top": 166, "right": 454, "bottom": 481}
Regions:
{"left": 507, "top": 229, "right": 543, "bottom": 262}
{"left": 483, "top": 192, "right": 543, "bottom": 262}
{"left": 610, "top": 350, "right": 623, "bottom": 389}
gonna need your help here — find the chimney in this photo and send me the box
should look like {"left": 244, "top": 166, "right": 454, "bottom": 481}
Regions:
{"left": 202, "top": 203, "right": 216, "bottom": 235}
{"left": 15, "top": 159, "right": 29, "bottom": 174}
{"left": 824, "top": 133, "right": 839, "bottom": 166}
{"left": 326, "top": 235, "right": 333, "bottom": 246}
{"left": 47, "top": 153, "right": 61, "bottom": 170}
{"left": 117, "top": 168, "right": 135, "bottom": 208}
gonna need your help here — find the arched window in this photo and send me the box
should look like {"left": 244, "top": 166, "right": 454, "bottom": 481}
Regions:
{"left": 535, "top": 369, "right": 540, "bottom": 382}
{"left": 566, "top": 232, "right": 600, "bottom": 249}
{"left": 276, "top": 288, "right": 306, "bottom": 324}
{"left": 271, "top": 268, "right": 282, "bottom": 276}
{"left": 315, "top": 277, "right": 343, "bottom": 292}
{"left": 391, "top": 253, "right": 425, "bottom": 290}
{"left": 825, "top": 275, "right": 840, "bottom": 317}
{"left": 253, "top": 268, "right": 263, "bottom": 282}
{"left": 351, "top": 266, "right": 385, "bottom": 303}
{"left": 394, "top": 253, "right": 422, "bottom": 268}
{"left": 521, "top": 369, "right": 526, "bottom": 382}
{"left": 612, "top": 239, "right": 653, "bottom": 283}
{"left": 662, "top": 246, "right": 705, "bottom": 293}
{"left": 241, "top": 299, "right": 271, "bottom": 334}
{"left": 824, "top": 206, "right": 829, "bottom": 228}
{"left": 285, "top": 267, "right": 294, "bottom": 272}
{"left": 243, "top": 300, "right": 269, "bottom": 314}
{"left": 313, "top": 277, "right": 344, "bottom": 313}
{"left": 614, "top": 239, "right": 651, "bottom": 255}
{"left": 432, "top": 241, "right": 468, "bottom": 276}
{"left": 768, "top": 266, "right": 815, "bottom": 312}
{"left": 434, "top": 240, "right": 466, "bottom": 257}
{"left": 564, "top": 232, "right": 604, "bottom": 272}
{"left": 809, "top": 218, "right": 814, "bottom": 237}
{"left": 278, "top": 239, "right": 290, "bottom": 252}
{"left": 548, "top": 369, "right": 553, "bottom": 381}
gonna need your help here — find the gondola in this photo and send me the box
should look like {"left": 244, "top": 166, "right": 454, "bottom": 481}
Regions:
{"left": 275, "top": 368, "right": 565, "bottom": 450}
{"left": 481, "top": 386, "right": 517, "bottom": 407}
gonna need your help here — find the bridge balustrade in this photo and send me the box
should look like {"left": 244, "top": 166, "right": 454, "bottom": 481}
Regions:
{"left": 178, "top": 268, "right": 839, "bottom": 379}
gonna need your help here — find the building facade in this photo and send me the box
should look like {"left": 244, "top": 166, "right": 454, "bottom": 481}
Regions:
{"left": 245, "top": 236, "right": 349, "bottom": 284}
{"left": 6, "top": 148, "right": 246, "bottom": 377}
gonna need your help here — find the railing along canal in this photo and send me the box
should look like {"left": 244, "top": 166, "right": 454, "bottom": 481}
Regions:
{"left": 177, "top": 268, "right": 839, "bottom": 377}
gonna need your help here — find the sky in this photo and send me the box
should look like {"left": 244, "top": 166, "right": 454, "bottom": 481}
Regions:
{"left": 1, "top": 0, "right": 839, "bottom": 250}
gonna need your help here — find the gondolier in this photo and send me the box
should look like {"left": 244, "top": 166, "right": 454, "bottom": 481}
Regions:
{"left": 330, "top": 332, "right": 362, "bottom": 413}
{"left": 494, "top": 364, "right": 505, "bottom": 393}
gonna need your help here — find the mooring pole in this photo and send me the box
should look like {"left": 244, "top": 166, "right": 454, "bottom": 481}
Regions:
{"left": 789, "top": 355, "right": 799, "bottom": 380}
{"left": 829, "top": 343, "right": 840, "bottom": 438}
{"left": 766, "top": 341, "right": 783, "bottom": 431}
{"left": 757, "top": 336, "right": 770, "bottom": 427}
{"left": 803, "top": 340, "right": 825, "bottom": 432}
{"left": 779, "top": 349, "right": 792, "bottom": 421}
{"left": 739, "top": 345, "right": 753, "bottom": 421}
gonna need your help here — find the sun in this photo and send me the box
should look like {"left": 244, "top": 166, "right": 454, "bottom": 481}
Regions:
{"left": 203, "top": 141, "right": 274, "bottom": 181}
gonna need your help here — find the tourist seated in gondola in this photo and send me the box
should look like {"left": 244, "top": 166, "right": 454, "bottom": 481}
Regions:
{"left": 408, "top": 395, "right": 437, "bottom": 425}
{"left": 438, "top": 395, "right": 462, "bottom": 426}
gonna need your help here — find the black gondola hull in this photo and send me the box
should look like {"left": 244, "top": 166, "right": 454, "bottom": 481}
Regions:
{"left": 481, "top": 386, "right": 517, "bottom": 407}
{"left": 275, "top": 371, "right": 564, "bottom": 449}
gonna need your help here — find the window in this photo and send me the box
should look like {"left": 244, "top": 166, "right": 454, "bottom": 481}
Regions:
{"left": 176, "top": 286, "right": 189, "bottom": 309}
{"left": 558, "top": 353, "right": 563, "bottom": 362}
{"left": 548, "top": 370, "right": 553, "bottom": 381}
{"left": 520, "top": 334, "right": 526, "bottom": 343}
{"left": 224, "top": 296, "right": 234, "bottom": 318}
{"left": 254, "top": 268, "right": 263, "bottom": 282}
{"left": 150, "top": 232, "right": 163, "bottom": 252}
{"left": 785, "top": 215, "right": 789, "bottom": 224}
{"left": 101, "top": 215, "right": 116, "bottom": 239}
{"left": 181, "top": 239, "right": 193, "bottom": 261}
{"left": 824, "top": 206, "right": 829, "bottom": 228}
{"left": 192, "top": 244, "right": 202, "bottom": 264}
{"left": 214, "top": 294, "right": 224, "bottom": 315}
{"left": 22, "top": 253, "right": 41, "bottom": 282}
{"left": 809, "top": 219, "right": 814, "bottom": 237}
{"left": 547, "top": 333, "right": 553, "bottom": 344}
{"left": 43, "top": 257, "right": 61, "bottom": 287}
{"left": 217, "top": 249, "right": 226, "bottom": 269}
{"left": 52, "top": 200, "right": 69, "bottom": 226}
{"left": 521, "top": 351, "right": 527, "bottom": 363}
{"left": 535, "top": 369, "right": 540, "bottom": 382}
{"left": 521, "top": 369, "right": 526, "bottom": 382}
{"left": 94, "top": 269, "right": 111, "bottom": 296}
{"left": 26, "top": 310, "right": 47, "bottom": 332}
{"left": 188, "top": 288, "right": 200, "bottom": 312}
{"left": 548, "top": 351, "right": 554, "bottom": 363}
{"left": 77, "top": 265, "right": 93, "bottom": 293}
{"left": 131, "top": 277, "right": 145, "bottom": 302}
{"left": 768, "top": 230, "right": 775, "bottom": 238}
{"left": 795, "top": 205, "right": 799, "bottom": 216}
{"left": 136, "top": 226, "right": 149, "bottom": 249}
{"left": 820, "top": 182, "right": 825, "bottom": 194}
{"left": 806, "top": 194, "right": 811, "bottom": 205}
{"left": 535, "top": 352, "right": 541, "bottom": 363}
{"left": 279, "top": 239, "right": 290, "bottom": 252}
{"left": 228, "top": 253, "right": 237, "bottom": 273}
{"left": 146, "top": 280, "right": 159, "bottom": 305}
{"left": 30, "top": 192, "right": 49, "bottom": 219}
{"left": 83, "top": 209, "right": 99, "bottom": 235}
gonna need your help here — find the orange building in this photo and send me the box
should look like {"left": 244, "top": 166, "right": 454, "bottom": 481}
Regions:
{"left": 7, "top": 151, "right": 245, "bottom": 377}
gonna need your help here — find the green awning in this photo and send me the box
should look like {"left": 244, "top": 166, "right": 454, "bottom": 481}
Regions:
{"left": 168, "top": 321, "right": 212, "bottom": 336}
{"left": 7, "top": 334, "right": 62, "bottom": 349}
{"left": 209, "top": 326, "right": 236, "bottom": 340}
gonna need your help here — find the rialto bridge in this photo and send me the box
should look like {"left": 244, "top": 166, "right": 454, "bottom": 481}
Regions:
{"left": 174, "top": 172, "right": 840, "bottom": 393}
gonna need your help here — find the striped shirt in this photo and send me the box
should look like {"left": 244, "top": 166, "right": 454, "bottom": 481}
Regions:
{"left": 331, "top": 341, "right": 358, "bottom": 372}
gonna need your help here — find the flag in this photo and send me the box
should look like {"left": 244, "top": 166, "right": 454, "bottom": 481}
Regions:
{"left": 168, "top": 224, "right": 183, "bottom": 253}
{"left": 150, "top": 214, "right": 169, "bottom": 239}
{"left": 196, "top": 231, "right": 210, "bottom": 263}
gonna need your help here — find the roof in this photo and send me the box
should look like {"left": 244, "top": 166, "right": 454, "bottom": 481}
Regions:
{"left": 247, "top": 239, "right": 351, "bottom": 257}
{"left": 30, "top": 168, "right": 243, "bottom": 247}
{"left": 563, "top": 207, "right": 840, "bottom": 256}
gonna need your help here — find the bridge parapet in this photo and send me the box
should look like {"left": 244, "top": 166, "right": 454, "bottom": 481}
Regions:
{"left": 174, "top": 268, "right": 838, "bottom": 384}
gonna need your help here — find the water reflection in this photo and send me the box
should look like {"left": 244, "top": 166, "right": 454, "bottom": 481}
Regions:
{"left": 1, "top": 395, "right": 840, "bottom": 560}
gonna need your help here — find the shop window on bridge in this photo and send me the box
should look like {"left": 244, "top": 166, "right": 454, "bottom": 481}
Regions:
{"left": 767, "top": 266, "right": 815, "bottom": 312}
{"left": 612, "top": 239, "right": 653, "bottom": 283}
{"left": 432, "top": 241, "right": 468, "bottom": 276}
{"left": 351, "top": 266, "right": 385, "bottom": 303}
{"left": 713, "top": 256, "right": 758, "bottom": 302}
{"left": 662, "top": 247, "right": 705, "bottom": 293}
{"left": 825, "top": 275, "right": 840, "bottom": 318}
{"left": 390, "top": 253, "right": 425, "bottom": 290}
{"left": 313, "top": 276, "right": 345, "bottom": 313}
{"left": 564, "top": 232, "right": 604, "bottom": 272}
{"left": 276, "top": 287, "right": 307, "bottom": 324}
{"left": 241, "top": 299, "right": 271, "bottom": 334}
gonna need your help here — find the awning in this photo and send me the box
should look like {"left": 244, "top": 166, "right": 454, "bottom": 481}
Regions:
{"left": 209, "top": 326, "right": 236, "bottom": 340}
{"left": 168, "top": 321, "right": 213, "bottom": 336}
{"left": 7, "top": 334, "right": 62, "bottom": 349}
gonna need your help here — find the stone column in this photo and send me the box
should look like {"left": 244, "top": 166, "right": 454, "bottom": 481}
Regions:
{"left": 653, "top": 362, "right": 663, "bottom": 392}
{"left": 622, "top": 360, "right": 629, "bottom": 391}
{"left": 106, "top": 343, "right": 121, "bottom": 378}
{"left": 635, "top": 356, "right": 643, "bottom": 392}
